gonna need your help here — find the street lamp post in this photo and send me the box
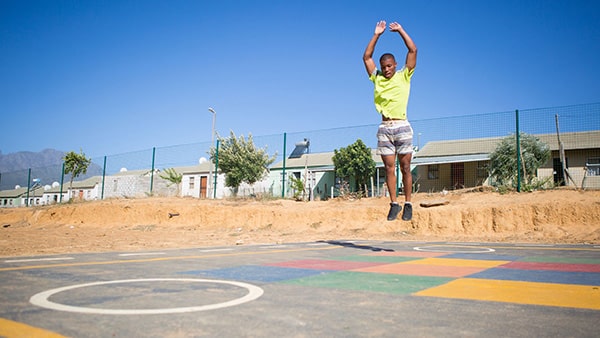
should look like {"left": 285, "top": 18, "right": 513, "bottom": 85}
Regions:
{"left": 208, "top": 107, "right": 216, "bottom": 198}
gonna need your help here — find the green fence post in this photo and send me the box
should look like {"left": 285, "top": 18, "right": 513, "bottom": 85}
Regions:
{"left": 101, "top": 156, "right": 106, "bottom": 200}
{"left": 59, "top": 162, "right": 65, "bottom": 203}
{"left": 213, "top": 139, "right": 220, "bottom": 199}
{"left": 150, "top": 147, "right": 156, "bottom": 194}
{"left": 515, "top": 109, "right": 521, "bottom": 192}
{"left": 281, "top": 132, "right": 287, "bottom": 198}
{"left": 26, "top": 168, "right": 31, "bottom": 207}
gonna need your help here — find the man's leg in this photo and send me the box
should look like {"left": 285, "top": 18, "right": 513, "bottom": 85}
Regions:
{"left": 382, "top": 154, "right": 401, "bottom": 220}
{"left": 382, "top": 154, "right": 397, "bottom": 202}
{"left": 398, "top": 153, "right": 412, "bottom": 202}
{"left": 398, "top": 153, "right": 413, "bottom": 220}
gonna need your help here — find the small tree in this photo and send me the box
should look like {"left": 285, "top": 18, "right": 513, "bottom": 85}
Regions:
{"left": 63, "top": 150, "right": 92, "bottom": 192}
{"left": 332, "top": 139, "right": 376, "bottom": 194}
{"left": 289, "top": 174, "right": 305, "bottom": 201}
{"left": 209, "top": 131, "right": 276, "bottom": 196}
{"left": 489, "top": 133, "right": 551, "bottom": 189}
{"left": 159, "top": 168, "right": 183, "bottom": 196}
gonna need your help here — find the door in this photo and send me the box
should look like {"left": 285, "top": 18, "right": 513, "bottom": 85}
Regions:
{"left": 451, "top": 163, "right": 464, "bottom": 189}
{"left": 200, "top": 176, "right": 208, "bottom": 198}
{"left": 553, "top": 158, "right": 566, "bottom": 186}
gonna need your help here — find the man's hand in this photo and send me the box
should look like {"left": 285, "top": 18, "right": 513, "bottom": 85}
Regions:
{"left": 375, "top": 20, "right": 386, "bottom": 35}
{"left": 389, "top": 22, "right": 403, "bottom": 32}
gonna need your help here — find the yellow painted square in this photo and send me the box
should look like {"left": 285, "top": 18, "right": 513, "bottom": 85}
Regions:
{"left": 415, "top": 278, "right": 600, "bottom": 310}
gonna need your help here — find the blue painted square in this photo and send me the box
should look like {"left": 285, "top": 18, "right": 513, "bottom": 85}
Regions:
{"left": 443, "top": 253, "right": 521, "bottom": 261}
{"left": 469, "top": 268, "right": 600, "bottom": 286}
{"left": 179, "top": 265, "right": 330, "bottom": 283}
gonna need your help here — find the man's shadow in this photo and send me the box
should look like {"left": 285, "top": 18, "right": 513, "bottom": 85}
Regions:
{"left": 318, "top": 240, "right": 395, "bottom": 252}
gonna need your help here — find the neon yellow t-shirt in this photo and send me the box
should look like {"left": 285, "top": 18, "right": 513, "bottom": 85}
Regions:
{"left": 369, "top": 66, "right": 414, "bottom": 120}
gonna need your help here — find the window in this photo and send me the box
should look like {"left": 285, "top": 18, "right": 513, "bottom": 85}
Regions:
{"left": 189, "top": 176, "right": 195, "bottom": 190}
{"left": 587, "top": 158, "right": 600, "bottom": 176}
{"left": 428, "top": 164, "right": 439, "bottom": 180}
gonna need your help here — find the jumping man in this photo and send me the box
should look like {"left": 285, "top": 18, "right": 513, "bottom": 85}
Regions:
{"left": 363, "top": 20, "right": 417, "bottom": 221}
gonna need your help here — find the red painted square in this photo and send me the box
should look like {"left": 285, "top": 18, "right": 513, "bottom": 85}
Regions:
{"left": 500, "top": 261, "right": 600, "bottom": 273}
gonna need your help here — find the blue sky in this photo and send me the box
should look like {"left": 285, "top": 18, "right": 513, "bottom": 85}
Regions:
{"left": 1, "top": 0, "right": 599, "bottom": 158}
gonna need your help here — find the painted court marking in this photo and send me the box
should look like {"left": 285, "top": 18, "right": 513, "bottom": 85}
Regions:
{"left": 30, "top": 278, "right": 264, "bottom": 315}
{"left": 415, "top": 278, "right": 600, "bottom": 310}
{"left": 199, "top": 248, "right": 234, "bottom": 253}
{"left": 4, "top": 257, "right": 74, "bottom": 263}
{"left": 414, "top": 245, "right": 495, "bottom": 254}
{"left": 118, "top": 252, "right": 166, "bottom": 257}
{"left": 0, "top": 318, "right": 67, "bottom": 338}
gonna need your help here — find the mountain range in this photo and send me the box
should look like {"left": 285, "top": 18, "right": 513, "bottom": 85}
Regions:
{"left": 0, "top": 149, "right": 102, "bottom": 190}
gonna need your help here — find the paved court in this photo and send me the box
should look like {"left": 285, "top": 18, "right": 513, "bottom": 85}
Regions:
{"left": 0, "top": 240, "right": 599, "bottom": 337}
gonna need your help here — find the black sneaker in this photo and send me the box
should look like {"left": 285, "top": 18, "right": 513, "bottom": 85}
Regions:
{"left": 402, "top": 202, "right": 413, "bottom": 221}
{"left": 387, "top": 203, "right": 402, "bottom": 221}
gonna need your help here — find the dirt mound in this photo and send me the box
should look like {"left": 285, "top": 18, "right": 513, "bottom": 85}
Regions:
{"left": 1, "top": 189, "right": 599, "bottom": 257}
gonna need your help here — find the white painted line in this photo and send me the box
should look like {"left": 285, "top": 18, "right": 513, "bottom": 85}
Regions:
{"left": 30, "top": 278, "right": 264, "bottom": 315}
{"left": 446, "top": 242, "right": 483, "bottom": 246}
{"left": 414, "top": 245, "right": 495, "bottom": 253}
{"left": 118, "top": 252, "right": 166, "bottom": 257}
{"left": 517, "top": 244, "right": 555, "bottom": 247}
{"left": 307, "top": 242, "right": 329, "bottom": 246}
{"left": 199, "top": 248, "right": 234, "bottom": 253}
{"left": 260, "top": 245, "right": 288, "bottom": 249}
{"left": 4, "top": 257, "right": 74, "bottom": 263}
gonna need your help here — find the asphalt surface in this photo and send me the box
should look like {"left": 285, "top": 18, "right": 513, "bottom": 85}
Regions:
{"left": 1, "top": 240, "right": 599, "bottom": 337}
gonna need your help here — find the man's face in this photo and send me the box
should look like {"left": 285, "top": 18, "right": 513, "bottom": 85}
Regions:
{"left": 380, "top": 57, "right": 397, "bottom": 79}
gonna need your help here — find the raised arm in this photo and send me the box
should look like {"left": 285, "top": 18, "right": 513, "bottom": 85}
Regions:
{"left": 389, "top": 22, "right": 417, "bottom": 70}
{"left": 363, "top": 21, "right": 386, "bottom": 76}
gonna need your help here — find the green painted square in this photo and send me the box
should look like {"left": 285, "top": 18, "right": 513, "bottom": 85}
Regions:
{"left": 282, "top": 271, "right": 453, "bottom": 294}
{"left": 333, "top": 255, "right": 420, "bottom": 264}
{"left": 522, "top": 256, "right": 600, "bottom": 265}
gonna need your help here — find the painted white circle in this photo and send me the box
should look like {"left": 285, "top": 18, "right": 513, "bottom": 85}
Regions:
{"left": 30, "top": 278, "right": 264, "bottom": 315}
{"left": 414, "top": 245, "right": 495, "bottom": 253}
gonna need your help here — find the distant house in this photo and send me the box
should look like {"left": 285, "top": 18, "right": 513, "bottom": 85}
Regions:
{"left": 269, "top": 149, "right": 395, "bottom": 200}
{"left": 41, "top": 176, "right": 102, "bottom": 204}
{"left": 179, "top": 162, "right": 224, "bottom": 198}
{"left": 412, "top": 130, "right": 600, "bottom": 191}
{"left": 0, "top": 187, "right": 28, "bottom": 208}
{"left": 180, "top": 162, "right": 274, "bottom": 199}
{"left": 0, "top": 185, "right": 52, "bottom": 208}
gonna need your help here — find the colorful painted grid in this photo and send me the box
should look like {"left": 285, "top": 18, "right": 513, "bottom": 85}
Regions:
{"left": 183, "top": 249, "right": 600, "bottom": 310}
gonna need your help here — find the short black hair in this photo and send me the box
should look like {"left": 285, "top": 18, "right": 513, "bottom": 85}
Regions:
{"left": 379, "top": 53, "right": 396, "bottom": 63}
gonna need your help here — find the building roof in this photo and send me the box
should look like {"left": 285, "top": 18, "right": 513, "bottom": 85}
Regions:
{"left": 411, "top": 154, "right": 490, "bottom": 166}
{"left": 0, "top": 186, "right": 47, "bottom": 198}
{"left": 176, "top": 162, "right": 214, "bottom": 175}
{"left": 42, "top": 176, "right": 102, "bottom": 193}
{"left": 414, "top": 130, "right": 600, "bottom": 159}
{"left": 271, "top": 149, "right": 383, "bottom": 170}
{"left": 0, "top": 187, "right": 29, "bottom": 198}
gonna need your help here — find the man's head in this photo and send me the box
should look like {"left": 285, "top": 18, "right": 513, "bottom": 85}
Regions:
{"left": 379, "top": 53, "right": 397, "bottom": 79}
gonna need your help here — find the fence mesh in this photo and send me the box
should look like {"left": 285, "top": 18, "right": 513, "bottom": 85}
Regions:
{"left": 1, "top": 102, "right": 599, "bottom": 206}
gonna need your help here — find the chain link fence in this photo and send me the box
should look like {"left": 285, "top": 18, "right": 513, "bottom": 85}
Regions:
{"left": 1, "top": 102, "right": 599, "bottom": 207}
